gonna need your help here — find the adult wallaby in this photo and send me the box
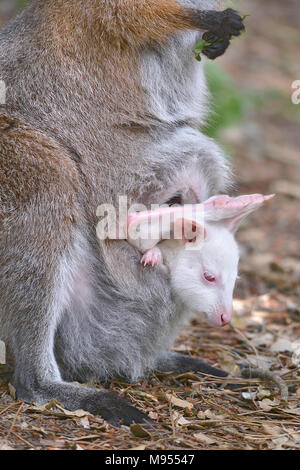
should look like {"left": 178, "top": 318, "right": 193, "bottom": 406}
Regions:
{"left": 0, "top": 1, "right": 245, "bottom": 425}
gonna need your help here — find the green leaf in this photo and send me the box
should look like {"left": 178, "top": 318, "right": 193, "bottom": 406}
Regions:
{"left": 193, "top": 39, "right": 208, "bottom": 53}
{"left": 193, "top": 39, "right": 212, "bottom": 60}
{"left": 242, "top": 14, "right": 252, "bottom": 21}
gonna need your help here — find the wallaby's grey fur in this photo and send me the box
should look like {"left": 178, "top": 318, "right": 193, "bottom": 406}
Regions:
{"left": 0, "top": 0, "right": 244, "bottom": 425}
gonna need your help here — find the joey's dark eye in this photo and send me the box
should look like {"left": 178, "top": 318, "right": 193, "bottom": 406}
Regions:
{"left": 204, "top": 272, "right": 216, "bottom": 283}
{"left": 166, "top": 193, "right": 183, "bottom": 207}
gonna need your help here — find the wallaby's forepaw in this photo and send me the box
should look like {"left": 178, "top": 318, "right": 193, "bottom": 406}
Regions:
{"left": 141, "top": 247, "right": 163, "bottom": 267}
{"left": 202, "top": 9, "right": 245, "bottom": 59}
{"left": 218, "top": 8, "right": 245, "bottom": 38}
{"left": 202, "top": 33, "right": 230, "bottom": 59}
{"left": 80, "top": 391, "right": 152, "bottom": 427}
{"left": 219, "top": 8, "right": 245, "bottom": 37}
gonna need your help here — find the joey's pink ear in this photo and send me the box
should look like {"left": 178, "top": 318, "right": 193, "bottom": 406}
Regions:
{"left": 173, "top": 218, "right": 206, "bottom": 243}
{"left": 126, "top": 204, "right": 206, "bottom": 252}
{"left": 127, "top": 205, "right": 184, "bottom": 253}
{"left": 204, "top": 194, "right": 275, "bottom": 233}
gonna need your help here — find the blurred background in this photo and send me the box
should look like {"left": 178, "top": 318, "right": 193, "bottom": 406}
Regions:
{"left": 0, "top": 0, "right": 299, "bottom": 451}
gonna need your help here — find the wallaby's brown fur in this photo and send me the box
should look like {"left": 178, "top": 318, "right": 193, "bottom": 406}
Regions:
{"left": 45, "top": 0, "right": 218, "bottom": 49}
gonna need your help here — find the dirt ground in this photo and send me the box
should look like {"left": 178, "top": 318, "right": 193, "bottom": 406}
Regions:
{"left": 0, "top": 0, "right": 299, "bottom": 450}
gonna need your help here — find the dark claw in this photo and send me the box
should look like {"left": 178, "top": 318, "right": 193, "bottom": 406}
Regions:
{"left": 202, "top": 31, "right": 220, "bottom": 43}
{"left": 229, "top": 20, "right": 245, "bottom": 37}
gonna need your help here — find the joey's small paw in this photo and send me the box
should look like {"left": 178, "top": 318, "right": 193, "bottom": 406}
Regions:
{"left": 141, "top": 247, "right": 162, "bottom": 267}
{"left": 80, "top": 391, "right": 152, "bottom": 427}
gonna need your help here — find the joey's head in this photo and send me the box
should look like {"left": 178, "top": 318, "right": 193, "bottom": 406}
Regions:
{"left": 167, "top": 224, "right": 239, "bottom": 327}
{"left": 162, "top": 194, "right": 275, "bottom": 328}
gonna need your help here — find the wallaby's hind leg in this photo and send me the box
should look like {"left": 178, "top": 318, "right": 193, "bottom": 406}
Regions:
{"left": 155, "top": 352, "right": 228, "bottom": 378}
{"left": 1, "top": 196, "right": 149, "bottom": 426}
{"left": 0, "top": 121, "right": 149, "bottom": 426}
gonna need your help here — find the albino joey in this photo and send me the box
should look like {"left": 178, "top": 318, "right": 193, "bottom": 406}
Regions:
{"left": 127, "top": 194, "right": 275, "bottom": 328}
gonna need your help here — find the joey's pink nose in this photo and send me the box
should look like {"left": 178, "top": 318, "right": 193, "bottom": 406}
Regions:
{"left": 221, "top": 311, "right": 232, "bottom": 326}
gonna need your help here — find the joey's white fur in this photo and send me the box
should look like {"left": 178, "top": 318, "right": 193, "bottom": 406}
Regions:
{"left": 129, "top": 194, "right": 274, "bottom": 328}
{"left": 160, "top": 224, "right": 239, "bottom": 327}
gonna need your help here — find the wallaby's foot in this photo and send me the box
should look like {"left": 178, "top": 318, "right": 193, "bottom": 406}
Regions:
{"left": 141, "top": 247, "right": 163, "bottom": 267}
{"left": 202, "top": 9, "right": 245, "bottom": 59}
{"left": 155, "top": 352, "right": 228, "bottom": 378}
{"left": 79, "top": 390, "right": 152, "bottom": 427}
{"left": 15, "top": 379, "right": 151, "bottom": 427}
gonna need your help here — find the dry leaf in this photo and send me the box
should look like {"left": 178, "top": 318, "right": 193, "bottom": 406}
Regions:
{"left": 272, "top": 436, "right": 289, "bottom": 447}
{"left": 59, "top": 408, "right": 91, "bottom": 418}
{"left": 292, "top": 433, "right": 300, "bottom": 444}
{"left": 130, "top": 424, "right": 151, "bottom": 439}
{"left": 27, "top": 399, "right": 92, "bottom": 419}
{"left": 262, "top": 424, "right": 283, "bottom": 436}
{"left": 270, "top": 338, "right": 294, "bottom": 353}
{"left": 194, "top": 432, "right": 216, "bottom": 445}
{"left": 173, "top": 410, "right": 190, "bottom": 426}
{"left": 177, "top": 416, "right": 190, "bottom": 426}
{"left": 258, "top": 398, "right": 280, "bottom": 411}
{"left": 257, "top": 387, "right": 271, "bottom": 400}
{"left": 80, "top": 416, "right": 90, "bottom": 429}
{"left": 166, "top": 393, "right": 194, "bottom": 409}
{"left": 148, "top": 411, "right": 158, "bottom": 420}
